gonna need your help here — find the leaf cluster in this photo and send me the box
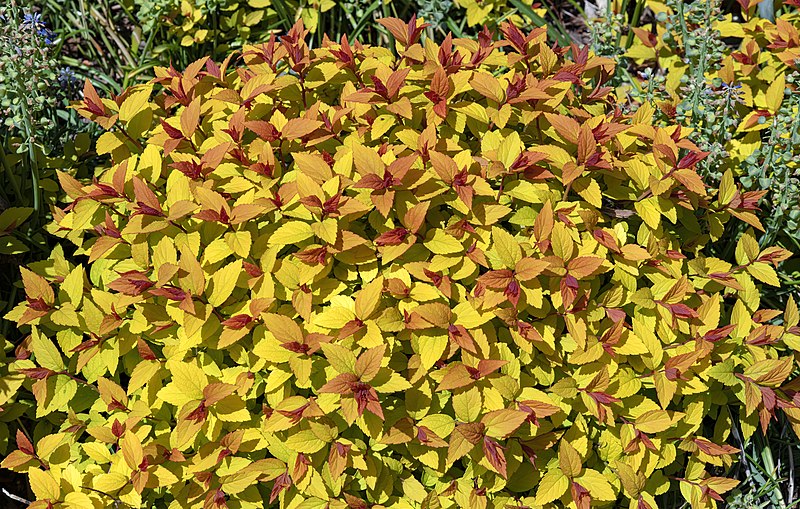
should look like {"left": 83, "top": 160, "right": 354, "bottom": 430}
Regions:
{"left": 1, "top": 17, "right": 798, "bottom": 509}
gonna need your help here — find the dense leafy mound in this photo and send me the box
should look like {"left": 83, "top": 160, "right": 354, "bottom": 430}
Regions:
{"left": 2, "top": 18, "right": 798, "bottom": 509}
{"left": 624, "top": 1, "right": 800, "bottom": 250}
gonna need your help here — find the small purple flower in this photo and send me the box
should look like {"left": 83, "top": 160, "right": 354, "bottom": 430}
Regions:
{"left": 22, "top": 12, "right": 54, "bottom": 44}
{"left": 58, "top": 67, "right": 76, "bottom": 87}
{"left": 22, "top": 12, "right": 45, "bottom": 29}
{"left": 38, "top": 28, "right": 56, "bottom": 45}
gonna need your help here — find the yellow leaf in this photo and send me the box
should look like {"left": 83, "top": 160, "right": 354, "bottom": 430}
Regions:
{"left": 93, "top": 472, "right": 128, "bottom": 493}
{"left": 452, "top": 387, "right": 482, "bottom": 422}
{"left": 204, "top": 238, "right": 233, "bottom": 264}
{"left": 535, "top": 469, "right": 569, "bottom": 505}
{"left": 121, "top": 431, "right": 144, "bottom": 470}
{"left": 28, "top": 468, "right": 60, "bottom": 501}
{"left": 578, "top": 469, "right": 616, "bottom": 501}
{"left": 744, "top": 358, "right": 793, "bottom": 387}
{"left": 747, "top": 262, "right": 780, "bottom": 287}
{"left": 63, "top": 492, "right": 95, "bottom": 508}
{"left": 208, "top": 260, "right": 242, "bottom": 307}
{"left": 269, "top": 221, "right": 314, "bottom": 246}
{"left": 180, "top": 98, "right": 201, "bottom": 138}
{"left": 497, "top": 131, "right": 522, "bottom": 168}
{"left": 452, "top": 301, "right": 493, "bottom": 328}
{"left": 470, "top": 73, "right": 504, "bottom": 102}
{"left": 312, "top": 218, "right": 338, "bottom": 245}
{"left": 558, "top": 440, "right": 583, "bottom": 478}
{"left": 482, "top": 409, "right": 528, "bottom": 439}
{"left": 634, "top": 197, "right": 660, "bottom": 229}
{"left": 119, "top": 86, "right": 152, "bottom": 123}
{"left": 786, "top": 296, "right": 799, "bottom": 328}
{"left": 573, "top": 178, "right": 602, "bottom": 207}
{"left": 315, "top": 306, "right": 356, "bottom": 330}
{"left": 225, "top": 231, "right": 252, "bottom": 258}
{"left": 96, "top": 132, "right": 126, "bottom": 155}
{"left": 425, "top": 230, "right": 463, "bottom": 255}
{"left": 352, "top": 144, "right": 384, "bottom": 175}
{"left": 551, "top": 222, "right": 575, "bottom": 261}
{"left": 765, "top": 73, "right": 785, "bottom": 114}
{"left": 61, "top": 266, "right": 84, "bottom": 308}
{"left": 718, "top": 170, "right": 735, "bottom": 206}
{"left": 416, "top": 334, "right": 446, "bottom": 372}
{"left": 492, "top": 226, "right": 522, "bottom": 269}
{"left": 157, "top": 361, "right": 207, "bottom": 408}
{"left": 635, "top": 409, "right": 673, "bottom": 434}
{"left": 30, "top": 329, "right": 65, "bottom": 371}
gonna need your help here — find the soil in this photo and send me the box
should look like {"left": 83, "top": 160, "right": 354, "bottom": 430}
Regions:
{"left": 0, "top": 469, "right": 31, "bottom": 508}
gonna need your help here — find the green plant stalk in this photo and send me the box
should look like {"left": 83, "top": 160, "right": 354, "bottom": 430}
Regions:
{"left": 676, "top": 0, "right": 691, "bottom": 52}
{"left": 93, "top": 3, "right": 136, "bottom": 68}
{"left": 352, "top": 0, "right": 383, "bottom": 42}
{"left": 0, "top": 142, "right": 24, "bottom": 205}
{"left": 689, "top": 40, "right": 710, "bottom": 123}
{"left": 508, "top": 0, "right": 571, "bottom": 46}
{"left": 614, "top": 0, "right": 630, "bottom": 49}
{"left": 757, "top": 432, "right": 787, "bottom": 509}
{"left": 563, "top": 0, "right": 585, "bottom": 18}
{"left": 758, "top": 116, "right": 781, "bottom": 247}
{"left": 13, "top": 82, "right": 41, "bottom": 227}
{"left": 624, "top": 0, "right": 645, "bottom": 48}
{"left": 0, "top": 285, "right": 18, "bottom": 338}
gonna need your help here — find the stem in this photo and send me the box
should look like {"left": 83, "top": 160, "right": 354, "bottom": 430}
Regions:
{"left": 118, "top": 126, "right": 143, "bottom": 151}
{"left": 624, "top": 0, "right": 645, "bottom": 49}
{"left": 13, "top": 84, "right": 41, "bottom": 227}
{"left": 0, "top": 141, "right": 24, "bottom": 204}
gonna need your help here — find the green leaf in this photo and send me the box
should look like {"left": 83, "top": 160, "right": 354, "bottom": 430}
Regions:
{"left": 320, "top": 343, "right": 357, "bottom": 374}
{"left": 491, "top": 226, "right": 522, "bottom": 269}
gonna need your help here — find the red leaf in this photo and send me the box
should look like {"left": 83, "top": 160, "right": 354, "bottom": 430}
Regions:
{"left": 482, "top": 437, "right": 507, "bottom": 478}
{"left": 693, "top": 438, "right": 739, "bottom": 456}
{"left": 668, "top": 303, "right": 699, "bottom": 319}
{"left": 270, "top": 472, "right": 292, "bottom": 504}
{"left": 702, "top": 324, "right": 736, "bottom": 342}
{"left": 19, "top": 367, "right": 55, "bottom": 380}
{"left": 15, "top": 430, "right": 34, "bottom": 456}
{"left": 588, "top": 391, "right": 621, "bottom": 405}
{"left": 149, "top": 287, "right": 188, "bottom": 301}
{"left": 293, "top": 453, "right": 311, "bottom": 481}
{"left": 71, "top": 339, "right": 99, "bottom": 352}
{"left": 319, "top": 373, "right": 359, "bottom": 394}
{"left": 571, "top": 482, "right": 591, "bottom": 509}
{"left": 338, "top": 319, "right": 366, "bottom": 339}
{"left": 375, "top": 228, "right": 410, "bottom": 246}
{"left": 111, "top": 419, "right": 125, "bottom": 438}
{"left": 478, "top": 270, "right": 514, "bottom": 289}
{"left": 221, "top": 314, "right": 254, "bottom": 330}
{"left": 352, "top": 382, "right": 383, "bottom": 419}
{"left": 477, "top": 359, "right": 508, "bottom": 377}
{"left": 592, "top": 229, "right": 620, "bottom": 253}
{"left": 677, "top": 151, "right": 710, "bottom": 169}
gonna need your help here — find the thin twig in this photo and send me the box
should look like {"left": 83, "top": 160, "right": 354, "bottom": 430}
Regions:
{"left": 2, "top": 488, "right": 30, "bottom": 506}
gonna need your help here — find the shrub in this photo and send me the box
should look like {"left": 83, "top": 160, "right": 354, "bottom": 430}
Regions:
{"left": 622, "top": 1, "right": 800, "bottom": 280}
{"left": 1, "top": 17, "right": 798, "bottom": 509}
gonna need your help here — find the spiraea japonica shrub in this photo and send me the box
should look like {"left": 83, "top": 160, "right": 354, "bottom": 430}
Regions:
{"left": 1, "top": 17, "right": 798, "bottom": 509}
